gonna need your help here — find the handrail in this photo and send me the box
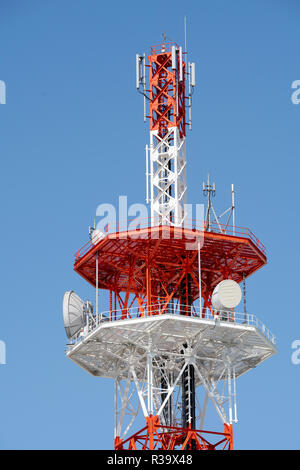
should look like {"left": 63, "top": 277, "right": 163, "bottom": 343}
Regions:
{"left": 70, "top": 304, "right": 275, "bottom": 347}
{"left": 74, "top": 217, "right": 266, "bottom": 260}
{"left": 150, "top": 42, "right": 177, "bottom": 55}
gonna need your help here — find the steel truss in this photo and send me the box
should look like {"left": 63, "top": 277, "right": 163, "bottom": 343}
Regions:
{"left": 114, "top": 342, "right": 236, "bottom": 450}
{"left": 146, "top": 42, "right": 187, "bottom": 227}
{"left": 68, "top": 40, "right": 274, "bottom": 451}
{"left": 149, "top": 127, "right": 186, "bottom": 227}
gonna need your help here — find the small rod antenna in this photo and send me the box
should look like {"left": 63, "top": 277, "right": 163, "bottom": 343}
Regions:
{"left": 188, "top": 62, "right": 192, "bottom": 130}
{"left": 233, "top": 367, "right": 238, "bottom": 423}
{"left": 176, "top": 49, "right": 179, "bottom": 116}
{"left": 146, "top": 144, "right": 149, "bottom": 203}
{"left": 96, "top": 251, "right": 99, "bottom": 316}
{"left": 198, "top": 237, "right": 202, "bottom": 313}
{"left": 243, "top": 273, "right": 247, "bottom": 322}
{"left": 184, "top": 16, "right": 187, "bottom": 53}
{"left": 231, "top": 184, "right": 235, "bottom": 235}
{"left": 143, "top": 53, "right": 146, "bottom": 122}
{"left": 203, "top": 173, "right": 215, "bottom": 231}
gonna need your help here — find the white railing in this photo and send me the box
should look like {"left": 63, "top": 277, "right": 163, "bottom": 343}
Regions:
{"left": 69, "top": 304, "right": 275, "bottom": 347}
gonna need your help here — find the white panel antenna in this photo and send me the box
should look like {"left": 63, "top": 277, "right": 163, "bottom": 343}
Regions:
{"left": 136, "top": 53, "right": 147, "bottom": 121}
{"left": 136, "top": 54, "right": 142, "bottom": 89}
{"left": 191, "top": 62, "right": 196, "bottom": 87}
{"left": 188, "top": 62, "right": 196, "bottom": 129}
{"left": 179, "top": 47, "right": 183, "bottom": 81}
{"left": 171, "top": 46, "right": 177, "bottom": 70}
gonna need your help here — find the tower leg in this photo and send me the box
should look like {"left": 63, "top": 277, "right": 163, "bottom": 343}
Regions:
{"left": 224, "top": 423, "right": 233, "bottom": 450}
{"left": 113, "top": 327, "right": 236, "bottom": 450}
{"left": 115, "top": 416, "right": 234, "bottom": 450}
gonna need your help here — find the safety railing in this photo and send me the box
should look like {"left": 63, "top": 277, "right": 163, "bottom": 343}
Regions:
{"left": 150, "top": 42, "right": 177, "bottom": 55}
{"left": 71, "top": 304, "right": 275, "bottom": 347}
{"left": 74, "top": 217, "right": 266, "bottom": 260}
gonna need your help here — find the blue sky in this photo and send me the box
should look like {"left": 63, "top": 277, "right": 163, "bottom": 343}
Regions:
{"left": 0, "top": 0, "right": 299, "bottom": 449}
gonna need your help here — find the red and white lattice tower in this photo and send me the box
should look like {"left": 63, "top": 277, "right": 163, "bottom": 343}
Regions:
{"left": 145, "top": 42, "right": 188, "bottom": 226}
{"left": 63, "top": 39, "right": 276, "bottom": 450}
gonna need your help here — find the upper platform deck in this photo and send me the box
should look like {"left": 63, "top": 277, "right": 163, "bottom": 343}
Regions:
{"left": 73, "top": 221, "right": 267, "bottom": 304}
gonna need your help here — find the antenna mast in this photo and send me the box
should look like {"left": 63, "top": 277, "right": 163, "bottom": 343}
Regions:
{"left": 203, "top": 175, "right": 236, "bottom": 234}
{"left": 136, "top": 38, "right": 195, "bottom": 226}
{"left": 203, "top": 174, "right": 215, "bottom": 231}
{"left": 64, "top": 33, "right": 276, "bottom": 453}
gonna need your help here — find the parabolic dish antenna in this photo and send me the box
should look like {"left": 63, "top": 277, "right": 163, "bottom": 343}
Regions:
{"left": 211, "top": 279, "right": 242, "bottom": 311}
{"left": 63, "top": 291, "right": 86, "bottom": 339}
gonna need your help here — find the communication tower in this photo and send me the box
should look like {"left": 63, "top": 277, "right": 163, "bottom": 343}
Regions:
{"left": 63, "top": 38, "right": 276, "bottom": 450}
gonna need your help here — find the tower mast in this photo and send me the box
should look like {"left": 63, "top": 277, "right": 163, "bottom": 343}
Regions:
{"left": 137, "top": 41, "right": 195, "bottom": 226}
{"left": 63, "top": 36, "right": 276, "bottom": 451}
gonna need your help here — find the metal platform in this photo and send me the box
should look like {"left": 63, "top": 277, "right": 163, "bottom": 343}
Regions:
{"left": 73, "top": 224, "right": 267, "bottom": 317}
{"left": 66, "top": 308, "right": 276, "bottom": 381}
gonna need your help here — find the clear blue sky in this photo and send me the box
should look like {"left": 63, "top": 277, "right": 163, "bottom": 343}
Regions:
{"left": 0, "top": 0, "right": 299, "bottom": 449}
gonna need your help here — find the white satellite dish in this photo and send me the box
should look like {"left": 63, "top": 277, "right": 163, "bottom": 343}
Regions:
{"left": 211, "top": 279, "right": 242, "bottom": 311}
{"left": 91, "top": 229, "right": 105, "bottom": 245}
{"left": 63, "top": 291, "right": 86, "bottom": 339}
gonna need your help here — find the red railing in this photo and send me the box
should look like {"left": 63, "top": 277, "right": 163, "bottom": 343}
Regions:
{"left": 74, "top": 217, "right": 266, "bottom": 261}
{"left": 150, "top": 42, "right": 177, "bottom": 55}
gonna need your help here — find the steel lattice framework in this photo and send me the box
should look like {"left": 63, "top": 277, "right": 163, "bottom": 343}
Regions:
{"left": 65, "top": 41, "right": 276, "bottom": 451}
{"left": 68, "top": 224, "right": 275, "bottom": 450}
{"left": 74, "top": 225, "right": 266, "bottom": 314}
{"left": 147, "top": 43, "right": 187, "bottom": 226}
